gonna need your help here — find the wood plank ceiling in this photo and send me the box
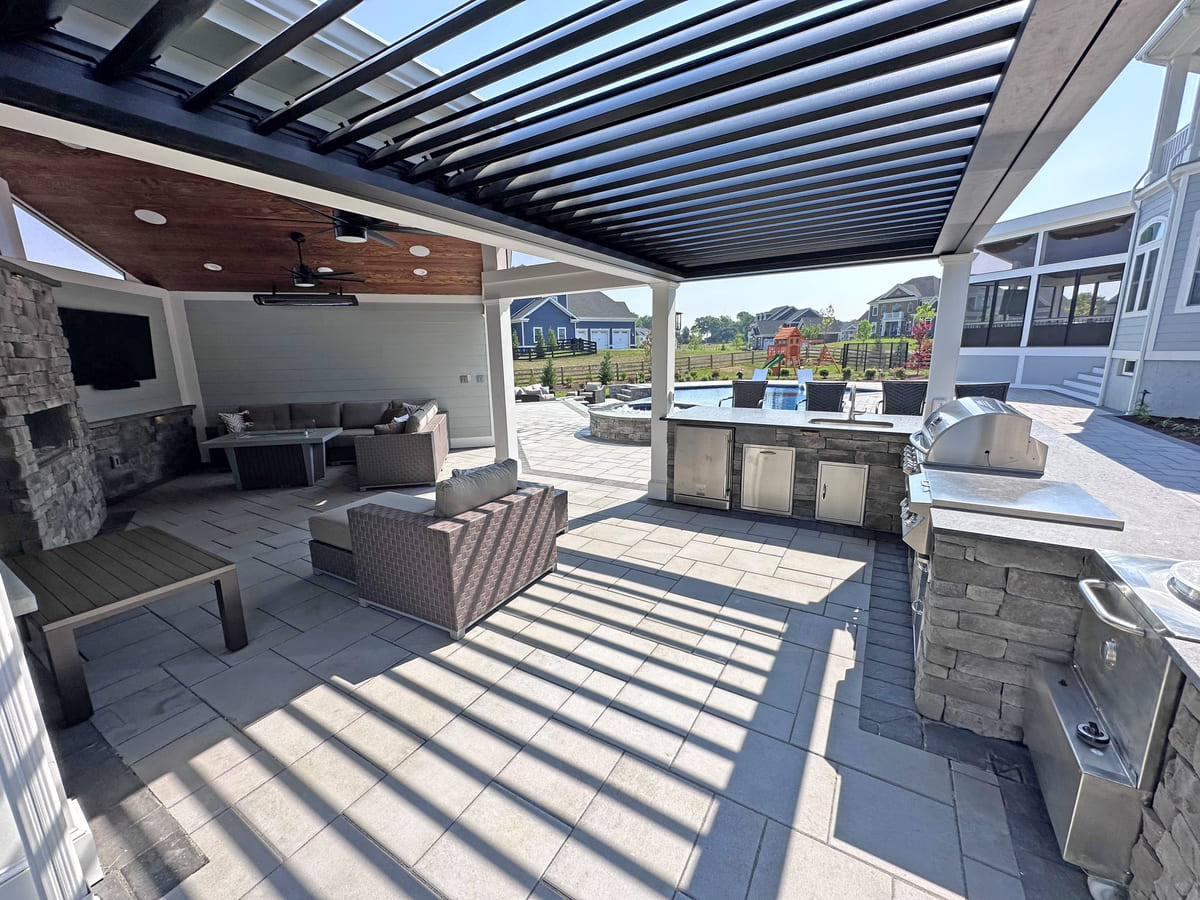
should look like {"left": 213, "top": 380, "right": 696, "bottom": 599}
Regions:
{"left": 0, "top": 127, "right": 484, "bottom": 295}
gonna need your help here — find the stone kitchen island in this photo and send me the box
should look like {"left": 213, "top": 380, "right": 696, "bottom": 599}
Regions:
{"left": 665, "top": 405, "right": 922, "bottom": 532}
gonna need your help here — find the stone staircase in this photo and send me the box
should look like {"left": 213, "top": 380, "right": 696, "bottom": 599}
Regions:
{"left": 1054, "top": 365, "right": 1103, "bottom": 405}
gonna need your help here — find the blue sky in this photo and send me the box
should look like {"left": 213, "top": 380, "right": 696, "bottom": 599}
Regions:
{"left": 14, "top": 3, "right": 1172, "bottom": 323}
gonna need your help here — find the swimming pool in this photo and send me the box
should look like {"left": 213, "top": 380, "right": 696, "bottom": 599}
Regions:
{"left": 673, "top": 384, "right": 802, "bottom": 409}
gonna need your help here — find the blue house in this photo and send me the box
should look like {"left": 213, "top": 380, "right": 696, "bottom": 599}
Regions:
{"left": 511, "top": 291, "right": 639, "bottom": 350}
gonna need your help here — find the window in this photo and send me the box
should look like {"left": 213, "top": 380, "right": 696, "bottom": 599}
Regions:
{"left": 907, "top": 303, "right": 914, "bottom": 312}
{"left": 1127, "top": 218, "right": 1165, "bottom": 313}
{"left": 869, "top": 307, "right": 877, "bottom": 318}
{"left": 974, "top": 233, "right": 1038, "bottom": 273}
{"left": 1030, "top": 265, "right": 1123, "bottom": 346}
{"left": 1122, "top": 359, "right": 1136, "bottom": 375}
{"left": 533, "top": 326, "right": 543, "bottom": 340}
{"left": 891, "top": 304, "right": 900, "bottom": 313}
{"left": 1040, "top": 215, "right": 1133, "bottom": 265}
{"left": 557, "top": 326, "right": 567, "bottom": 340}
{"left": 962, "top": 278, "right": 1029, "bottom": 347}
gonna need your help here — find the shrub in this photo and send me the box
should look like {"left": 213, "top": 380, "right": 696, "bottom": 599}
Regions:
{"left": 598, "top": 351, "right": 615, "bottom": 384}
{"left": 541, "top": 358, "right": 557, "bottom": 389}
{"left": 779, "top": 368, "right": 789, "bottom": 377}
{"left": 818, "top": 367, "right": 830, "bottom": 378}
{"left": 891, "top": 367, "right": 906, "bottom": 380}
{"left": 842, "top": 367, "right": 852, "bottom": 380}
{"left": 545, "top": 330, "right": 558, "bottom": 350}
{"left": 864, "top": 368, "right": 877, "bottom": 379}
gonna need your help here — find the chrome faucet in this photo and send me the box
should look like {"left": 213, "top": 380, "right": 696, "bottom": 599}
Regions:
{"left": 847, "top": 384, "right": 859, "bottom": 421}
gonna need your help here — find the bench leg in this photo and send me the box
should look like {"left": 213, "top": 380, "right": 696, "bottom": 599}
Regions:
{"left": 45, "top": 628, "right": 92, "bottom": 727}
{"left": 215, "top": 571, "right": 248, "bottom": 652}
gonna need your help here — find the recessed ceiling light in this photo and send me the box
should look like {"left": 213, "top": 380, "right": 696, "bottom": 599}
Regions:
{"left": 409, "top": 245, "right": 430, "bottom": 257}
{"left": 134, "top": 208, "right": 167, "bottom": 225}
{"left": 413, "top": 268, "right": 428, "bottom": 276}
{"left": 317, "top": 266, "right": 334, "bottom": 273}
{"left": 203, "top": 262, "right": 222, "bottom": 271}
{"left": 57, "top": 140, "right": 87, "bottom": 151}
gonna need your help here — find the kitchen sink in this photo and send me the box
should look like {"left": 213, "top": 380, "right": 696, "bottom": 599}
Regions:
{"left": 808, "top": 418, "right": 895, "bottom": 427}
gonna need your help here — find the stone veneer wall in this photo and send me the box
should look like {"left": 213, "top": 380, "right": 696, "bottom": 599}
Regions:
{"left": 666, "top": 420, "right": 908, "bottom": 532}
{"left": 89, "top": 406, "right": 198, "bottom": 502}
{"left": 1128, "top": 681, "right": 1200, "bottom": 900}
{"left": 915, "top": 531, "right": 1088, "bottom": 741}
{"left": 588, "top": 407, "right": 651, "bottom": 443}
{"left": 0, "top": 260, "right": 106, "bottom": 555}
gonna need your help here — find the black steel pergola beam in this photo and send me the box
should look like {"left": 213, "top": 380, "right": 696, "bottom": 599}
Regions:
{"left": 557, "top": 158, "right": 970, "bottom": 235}
{"left": 632, "top": 203, "right": 954, "bottom": 257}
{"left": 532, "top": 117, "right": 983, "bottom": 228}
{"left": 93, "top": 0, "right": 218, "bottom": 83}
{"left": 502, "top": 82, "right": 995, "bottom": 212}
{"left": 254, "top": 0, "right": 523, "bottom": 135}
{"left": 377, "top": 0, "right": 835, "bottom": 163}
{"left": 660, "top": 222, "right": 947, "bottom": 266}
{"left": 565, "top": 142, "right": 975, "bottom": 231}
{"left": 680, "top": 239, "right": 939, "bottom": 278}
{"left": 409, "top": 0, "right": 1021, "bottom": 180}
{"left": 0, "top": 1, "right": 67, "bottom": 40}
{"left": 183, "top": 0, "right": 365, "bottom": 111}
{"left": 446, "top": 41, "right": 1008, "bottom": 198}
{"left": 611, "top": 181, "right": 963, "bottom": 248}
{"left": 315, "top": 0, "right": 684, "bottom": 154}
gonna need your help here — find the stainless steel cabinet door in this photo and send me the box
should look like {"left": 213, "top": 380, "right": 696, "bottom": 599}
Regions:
{"left": 816, "top": 461, "right": 868, "bottom": 526}
{"left": 741, "top": 445, "right": 795, "bottom": 514}
{"left": 673, "top": 426, "right": 733, "bottom": 509}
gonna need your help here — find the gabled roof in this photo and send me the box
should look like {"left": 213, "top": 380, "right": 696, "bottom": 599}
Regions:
{"left": 758, "top": 305, "right": 820, "bottom": 321}
{"left": 871, "top": 276, "right": 941, "bottom": 304}
{"left": 771, "top": 326, "right": 806, "bottom": 341}
{"left": 565, "top": 291, "right": 637, "bottom": 320}
{"left": 510, "top": 295, "right": 576, "bottom": 321}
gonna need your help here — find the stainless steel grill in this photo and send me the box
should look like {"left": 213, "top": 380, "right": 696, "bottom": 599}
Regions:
{"left": 1025, "top": 552, "right": 1200, "bottom": 889}
{"left": 909, "top": 397, "right": 1048, "bottom": 474}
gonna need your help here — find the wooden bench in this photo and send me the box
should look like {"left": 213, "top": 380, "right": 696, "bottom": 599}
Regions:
{"left": 6, "top": 527, "right": 247, "bottom": 726}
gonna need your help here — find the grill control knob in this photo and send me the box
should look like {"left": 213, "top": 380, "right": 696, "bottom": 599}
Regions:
{"left": 1102, "top": 638, "right": 1119, "bottom": 669}
{"left": 1076, "top": 720, "right": 1111, "bottom": 748}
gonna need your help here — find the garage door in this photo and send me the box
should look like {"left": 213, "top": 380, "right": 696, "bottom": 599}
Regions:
{"left": 591, "top": 330, "right": 609, "bottom": 349}
{"left": 612, "top": 331, "right": 630, "bottom": 349}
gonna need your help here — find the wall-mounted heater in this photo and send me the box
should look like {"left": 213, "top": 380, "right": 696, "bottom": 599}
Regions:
{"left": 253, "top": 291, "right": 358, "bottom": 307}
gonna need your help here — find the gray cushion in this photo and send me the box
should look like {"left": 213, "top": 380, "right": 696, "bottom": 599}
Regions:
{"left": 373, "top": 416, "right": 409, "bottom": 435}
{"left": 342, "top": 401, "right": 389, "bottom": 429}
{"left": 244, "top": 404, "right": 290, "bottom": 431}
{"left": 290, "top": 402, "right": 341, "bottom": 429}
{"left": 309, "top": 491, "right": 436, "bottom": 551}
{"left": 406, "top": 403, "right": 437, "bottom": 434}
{"left": 435, "top": 458, "right": 518, "bottom": 517}
{"left": 328, "top": 428, "right": 372, "bottom": 449}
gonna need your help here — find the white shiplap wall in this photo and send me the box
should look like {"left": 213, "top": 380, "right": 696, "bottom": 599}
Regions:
{"left": 183, "top": 296, "right": 493, "bottom": 443}
{"left": 1112, "top": 187, "right": 1174, "bottom": 354}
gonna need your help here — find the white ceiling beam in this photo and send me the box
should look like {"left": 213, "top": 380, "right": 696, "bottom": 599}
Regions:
{"left": 482, "top": 262, "right": 658, "bottom": 300}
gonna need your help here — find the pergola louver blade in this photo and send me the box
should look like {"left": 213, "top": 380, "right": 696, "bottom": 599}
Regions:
{"left": 253, "top": 0, "right": 523, "bottom": 135}
{"left": 314, "top": 0, "right": 686, "bottom": 154}
{"left": 92, "top": 0, "right": 218, "bottom": 84}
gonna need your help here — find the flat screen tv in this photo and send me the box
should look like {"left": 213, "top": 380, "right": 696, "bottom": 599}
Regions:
{"left": 58, "top": 306, "right": 156, "bottom": 390}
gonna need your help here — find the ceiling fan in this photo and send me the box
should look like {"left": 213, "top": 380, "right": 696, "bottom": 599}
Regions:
{"left": 240, "top": 199, "right": 436, "bottom": 248}
{"left": 284, "top": 232, "right": 364, "bottom": 288}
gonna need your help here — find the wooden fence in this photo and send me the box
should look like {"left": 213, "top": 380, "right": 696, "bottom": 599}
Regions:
{"left": 513, "top": 338, "right": 596, "bottom": 360}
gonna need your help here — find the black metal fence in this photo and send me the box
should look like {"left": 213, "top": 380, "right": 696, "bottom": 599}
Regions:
{"left": 840, "top": 341, "right": 909, "bottom": 371}
{"left": 513, "top": 338, "right": 597, "bottom": 360}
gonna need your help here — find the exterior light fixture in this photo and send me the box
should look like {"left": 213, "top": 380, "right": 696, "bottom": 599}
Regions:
{"left": 292, "top": 271, "right": 319, "bottom": 288}
{"left": 675, "top": 311, "right": 682, "bottom": 333}
{"left": 413, "top": 267, "right": 428, "bottom": 276}
{"left": 409, "top": 245, "right": 430, "bottom": 257}
{"left": 334, "top": 222, "right": 368, "bottom": 242}
{"left": 134, "top": 209, "right": 167, "bottom": 225}
{"left": 203, "top": 262, "right": 222, "bottom": 271}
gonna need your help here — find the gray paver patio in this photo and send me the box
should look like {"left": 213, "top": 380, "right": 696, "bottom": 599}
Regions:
{"left": 37, "top": 393, "right": 1168, "bottom": 899}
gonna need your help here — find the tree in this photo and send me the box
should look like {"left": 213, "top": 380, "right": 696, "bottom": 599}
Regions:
{"left": 678, "top": 325, "right": 690, "bottom": 345}
{"left": 598, "top": 351, "right": 615, "bottom": 385}
{"left": 541, "top": 358, "right": 557, "bottom": 389}
{"left": 534, "top": 332, "right": 546, "bottom": 358}
{"left": 688, "top": 330, "right": 702, "bottom": 351}
{"left": 546, "top": 329, "right": 559, "bottom": 350}
{"left": 511, "top": 329, "right": 519, "bottom": 350}
{"left": 731, "top": 334, "right": 746, "bottom": 351}
{"left": 635, "top": 314, "right": 653, "bottom": 329}
{"left": 908, "top": 317, "right": 933, "bottom": 371}
{"left": 736, "top": 311, "right": 756, "bottom": 337}
{"left": 801, "top": 323, "right": 819, "bottom": 340}
{"left": 856, "top": 319, "right": 873, "bottom": 341}
{"left": 819, "top": 304, "right": 838, "bottom": 336}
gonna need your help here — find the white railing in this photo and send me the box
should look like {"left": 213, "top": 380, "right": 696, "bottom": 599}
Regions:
{"left": 1157, "top": 124, "right": 1192, "bottom": 176}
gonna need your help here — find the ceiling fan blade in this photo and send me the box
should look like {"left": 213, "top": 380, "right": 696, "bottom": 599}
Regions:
{"left": 369, "top": 224, "right": 440, "bottom": 237}
{"left": 367, "top": 231, "right": 399, "bottom": 248}
{"left": 286, "top": 198, "right": 336, "bottom": 221}
{"left": 231, "top": 215, "right": 331, "bottom": 224}
{"left": 323, "top": 275, "right": 365, "bottom": 283}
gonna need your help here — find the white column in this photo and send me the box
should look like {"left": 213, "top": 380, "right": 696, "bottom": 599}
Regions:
{"left": 925, "top": 252, "right": 976, "bottom": 415}
{"left": 1155, "top": 55, "right": 1191, "bottom": 157}
{"left": 0, "top": 177, "right": 27, "bottom": 260}
{"left": 0, "top": 580, "right": 89, "bottom": 900}
{"left": 648, "top": 281, "right": 678, "bottom": 500}
{"left": 483, "top": 298, "right": 519, "bottom": 466}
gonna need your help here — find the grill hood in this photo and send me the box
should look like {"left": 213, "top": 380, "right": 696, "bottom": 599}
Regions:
{"left": 911, "top": 397, "right": 1047, "bottom": 474}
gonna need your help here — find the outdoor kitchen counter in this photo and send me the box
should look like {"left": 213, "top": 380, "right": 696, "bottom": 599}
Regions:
{"left": 664, "top": 405, "right": 924, "bottom": 433}
{"left": 929, "top": 418, "right": 1200, "bottom": 561}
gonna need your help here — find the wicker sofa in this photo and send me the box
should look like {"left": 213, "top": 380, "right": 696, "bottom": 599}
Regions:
{"left": 308, "top": 482, "right": 567, "bottom": 637}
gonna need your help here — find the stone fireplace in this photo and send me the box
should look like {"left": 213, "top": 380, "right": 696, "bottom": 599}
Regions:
{"left": 0, "top": 259, "right": 105, "bottom": 555}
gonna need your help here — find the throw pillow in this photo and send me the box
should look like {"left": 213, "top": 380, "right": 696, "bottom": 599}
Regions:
{"left": 435, "top": 458, "right": 519, "bottom": 517}
{"left": 401, "top": 401, "right": 425, "bottom": 416}
{"left": 373, "top": 415, "right": 409, "bottom": 435}
{"left": 218, "top": 410, "right": 249, "bottom": 433}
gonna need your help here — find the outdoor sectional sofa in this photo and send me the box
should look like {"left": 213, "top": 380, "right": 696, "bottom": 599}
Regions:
{"left": 307, "top": 467, "right": 568, "bottom": 637}
{"left": 219, "top": 399, "right": 449, "bottom": 487}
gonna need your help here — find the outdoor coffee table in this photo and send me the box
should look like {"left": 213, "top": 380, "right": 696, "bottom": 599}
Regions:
{"left": 201, "top": 426, "right": 342, "bottom": 490}
{"left": 7, "top": 527, "right": 246, "bottom": 726}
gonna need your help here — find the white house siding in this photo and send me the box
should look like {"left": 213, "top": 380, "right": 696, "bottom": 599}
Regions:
{"left": 1111, "top": 186, "right": 1174, "bottom": 355}
{"left": 956, "top": 355, "right": 1019, "bottom": 383}
{"left": 1152, "top": 176, "right": 1200, "bottom": 352}
{"left": 1021, "top": 354, "right": 1106, "bottom": 386}
{"left": 184, "top": 298, "right": 493, "bottom": 443}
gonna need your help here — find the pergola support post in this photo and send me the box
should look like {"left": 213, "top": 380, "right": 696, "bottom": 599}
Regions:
{"left": 924, "top": 251, "right": 975, "bottom": 415}
{"left": 648, "top": 281, "right": 678, "bottom": 500}
{"left": 0, "top": 177, "right": 27, "bottom": 259}
{"left": 482, "top": 246, "right": 518, "bottom": 467}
